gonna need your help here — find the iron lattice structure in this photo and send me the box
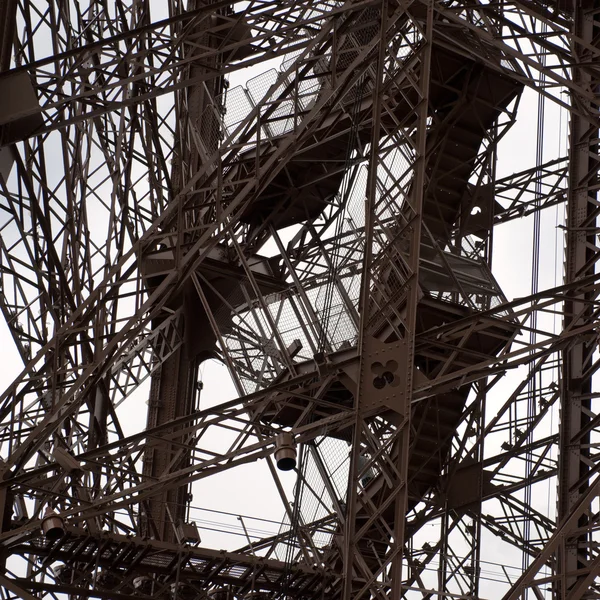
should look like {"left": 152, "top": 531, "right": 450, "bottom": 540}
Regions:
{"left": 0, "top": 0, "right": 598, "bottom": 598}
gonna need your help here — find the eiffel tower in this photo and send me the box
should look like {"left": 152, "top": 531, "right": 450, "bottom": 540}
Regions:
{"left": 0, "top": 0, "right": 598, "bottom": 598}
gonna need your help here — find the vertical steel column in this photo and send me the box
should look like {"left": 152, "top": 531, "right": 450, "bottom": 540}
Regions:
{"left": 0, "top": 0, "right": 15, "bottom": 72}
{"left": 342, "top": 1, "right": 389, "bottom": 590}
{"left": 141, "top": 0, "right": 224, "bottom": 543}
{"left": 342, "top": 2, "right": 433, "bottom": 598}
{"left": 0, "top": 0, "right": 16, "bottom": 550}
{"left": 389, "top": 3, "right": 433, "bottom": 597}
{"left": 557, "top": 0, "right": 600, "bottom": 594}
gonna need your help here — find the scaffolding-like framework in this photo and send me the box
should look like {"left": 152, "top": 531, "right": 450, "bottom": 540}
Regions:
{"left": 0, "top": 0, "right": 598, "bottom": 598}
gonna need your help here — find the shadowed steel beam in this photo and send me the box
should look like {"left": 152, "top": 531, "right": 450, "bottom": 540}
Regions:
{"left": 0, "top": 0, "right": 15, "bottom": 72}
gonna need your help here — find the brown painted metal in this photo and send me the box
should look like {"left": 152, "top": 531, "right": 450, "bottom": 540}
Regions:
{"left": 0, "top": 0, "right": 598, "bottom": 599}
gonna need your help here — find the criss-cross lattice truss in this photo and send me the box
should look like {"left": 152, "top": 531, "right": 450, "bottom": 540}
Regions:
{"left": 0, "top": 0, "right": 598, "bottom": 599}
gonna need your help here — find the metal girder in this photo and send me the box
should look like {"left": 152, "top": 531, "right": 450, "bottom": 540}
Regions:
{"left": 0, "top": 0, "right": 599, "bottom": 599}
{"left": 9, "top": 526, "right": 330, "bottom": 596}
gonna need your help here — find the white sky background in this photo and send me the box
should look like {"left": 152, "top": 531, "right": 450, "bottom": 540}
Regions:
{"left": 0, "top": 0, "right": 571, "bottom": 594}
